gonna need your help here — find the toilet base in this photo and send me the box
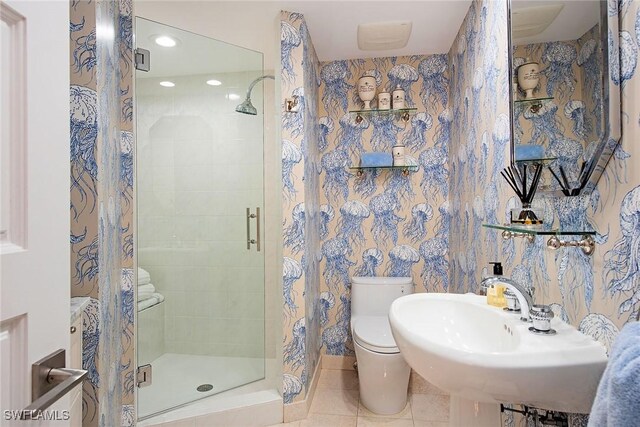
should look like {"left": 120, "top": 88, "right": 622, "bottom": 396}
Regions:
{"left": 354, "top": 341, "right": 411, "bottom": 415}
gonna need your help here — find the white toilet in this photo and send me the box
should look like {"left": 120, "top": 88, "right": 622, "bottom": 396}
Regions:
{"left": 351, "top": 276, "right": 414, "bottom": 415}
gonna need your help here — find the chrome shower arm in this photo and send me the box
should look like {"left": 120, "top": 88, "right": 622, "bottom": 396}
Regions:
{"left": 244, "top": 75, "right": 274, "bottom": 101}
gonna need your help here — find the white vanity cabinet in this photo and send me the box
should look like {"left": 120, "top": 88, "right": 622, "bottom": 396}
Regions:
{"left": 69, "top": 315, "right": 82, "bottom": 427}
{"left": 69, "top": 297, "right": 89, "bottom": 427}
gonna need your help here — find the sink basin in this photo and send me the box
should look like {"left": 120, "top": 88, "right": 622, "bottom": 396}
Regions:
{"left": 389, "top": 293, "right": 608, "bottom": 414}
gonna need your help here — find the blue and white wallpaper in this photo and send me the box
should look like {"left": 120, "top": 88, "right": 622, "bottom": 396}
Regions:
{"left": 281, "top": 11, "right": 323, "bottom": 405}
{"left": 283, "top": 0, "right": 639, "bottom": 420}
{"left": 316, "top": 54, "right": 451, "bottom": 358}
{"left": 70, "top": 0, "right": 135, "bottom": 425}
{"left": 446, "top": 0, "right": 639, "bottom": 423}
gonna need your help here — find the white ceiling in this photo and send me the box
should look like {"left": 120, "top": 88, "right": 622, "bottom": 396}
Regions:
{"left": 512, "top": 0, "right": 601, "bottom": 45}
{"left": 280, "top": 1, "right": 473, "bottom": 61}
{"left": 135, "top": 0, "right": 475, "bottom": 77}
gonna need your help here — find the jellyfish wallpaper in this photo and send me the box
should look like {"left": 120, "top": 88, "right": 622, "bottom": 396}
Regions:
{"left": 280, "top": 1, "right": 640, "bottom": 418}
{"left": 403, "top": 203, "right": 434, "bottom": 243}
{"left": 337, "top": 112, "right": 370, "bottom": 155}
{"left": 320, "top": 60, "right": 353, "bottom": 115}
{"left": 280, "top": 12, "right": 323, "bottom": 404}
{"left": 283, "top": 257, "right": 303, "bottom": 321}
{"left": 419, "top": 146, "right": 449, "bottom": 202}
{"left": 370, "top": 113, "right": 403, "bottom": 151}
{"left": 69, "top": 0, "right": 135, "bottom": 423}
{"left": 318, "top": 116, "right": 334, "bottom": 151}
{"left": 369, "top": 192, "right": 405, "bottom": 246}
{"left": 564, "top": 100, "right": 593, "bottom": 141}
{"left": 315, "top": 54, "right": 450, "bottom": 366}
{"left": 284, "top": 202, "right": 306, "bottom": 254}
{"left": 387, "top": 63, "right": 420, "bottom": 106}
{"left": 281, "top": 21, "right": 302, "bottom": 84}
{"left": 355, "top": 248, "right": 385, "bottom": 277}
{"left": 336, "top": 200, "right": 371, "bottom": 248}
{"left": 418, "top": 55, "right": 449, "bottom": 112}
{"left": 319, "top": 291, "right": 336, "bottom": 326}
{"left": 282, "top": 139, "right": 303, "bottom": 201}
{"left": 419, "top": 238, "right": 449, "bottom": 292}
{"left": 385, "top": 245, "right": 421, "bottom": 277}
{"left": 402, "top": 112, "right": 434, "bottom": 152}
{"left": 322, "top": 237, "right": 356, "bottom": 290}
{"left": 320, "top": 149, "right": 352, "bottom": 203}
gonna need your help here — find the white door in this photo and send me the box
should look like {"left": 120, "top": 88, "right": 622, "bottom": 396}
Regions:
{"left": 1, "top": 0, "right": 71, "bottom": 425}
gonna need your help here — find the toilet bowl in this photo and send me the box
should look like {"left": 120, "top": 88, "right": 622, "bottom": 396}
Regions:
{"left": 350, "top": 276, "right": 413, "bottom": 415}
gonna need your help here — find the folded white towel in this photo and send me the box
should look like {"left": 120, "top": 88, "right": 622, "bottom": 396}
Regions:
{"left": 138, "top": 268, "right": 151, "bottom": 286}
{"left": 137, "top": 292, "right": 165, "bottom": 312}
{"left": 138, "top": 283, "right": 156, "bottom": 301}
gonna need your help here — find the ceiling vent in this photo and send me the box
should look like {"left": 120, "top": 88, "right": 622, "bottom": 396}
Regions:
{"left": 357, "top": 21, "right": 412, "bottom": 51}
{"left": 512, "top": 4, "right": 564, "bottom": 40}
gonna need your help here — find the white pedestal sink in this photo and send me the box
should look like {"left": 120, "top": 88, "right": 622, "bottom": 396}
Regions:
{"left": 389, "top": 293, "right": 607, "bottom": 422}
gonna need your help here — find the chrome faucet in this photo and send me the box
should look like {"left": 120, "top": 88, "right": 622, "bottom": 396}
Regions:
{"left": 480, "top": 276, "right": 534, "bottom": 322}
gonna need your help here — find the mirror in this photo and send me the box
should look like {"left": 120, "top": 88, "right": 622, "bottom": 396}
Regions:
{"left": 508, "top": 0, "right": 621, "bottom": 196}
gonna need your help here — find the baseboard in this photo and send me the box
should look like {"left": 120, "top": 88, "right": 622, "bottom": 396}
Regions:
{"left": 283, "top": 356, "right": 322, "bottom": 422}
{"left": 321, "top": 355, "right": 356, "bottom": 370}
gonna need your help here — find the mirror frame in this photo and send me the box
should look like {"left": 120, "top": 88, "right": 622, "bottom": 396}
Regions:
{"left": 507, "top": 0, "right": 622, "bottom": 196}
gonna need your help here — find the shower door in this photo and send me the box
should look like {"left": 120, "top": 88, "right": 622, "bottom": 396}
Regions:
{"left": 135, "top": 18, "right": 265, "bottom": 419}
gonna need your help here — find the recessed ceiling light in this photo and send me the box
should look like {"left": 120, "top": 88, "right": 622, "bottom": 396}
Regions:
{"left": 159, "top": 81, "right": 175, "bottom": 87}
{"left": 227, "top": 93, "right": 240, "bottom": 100}
{"left": 155, "top": 36, "right": 177, "bottom": 47}
{"left": 206, "top": 79, "right": 222, "bottom": 86}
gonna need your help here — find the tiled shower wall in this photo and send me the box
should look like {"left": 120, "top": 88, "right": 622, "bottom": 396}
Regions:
{"left": 136, "top": 72, "right": 266, "bottom": 358}
{"left": 315, "top": 55, "right": 451, "bottom": 358}
{"left": 69, "top": 0, "right": 135, "bottom": 425}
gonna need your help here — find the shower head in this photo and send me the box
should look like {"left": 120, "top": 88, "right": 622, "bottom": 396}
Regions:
{"left": 235, "top": 75, "right": 274, "bottom": 115}
{"left": 235, "top": 98, "right": 257, "bottom": 115}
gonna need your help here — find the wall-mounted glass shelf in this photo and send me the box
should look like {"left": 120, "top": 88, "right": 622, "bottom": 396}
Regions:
{"left": 513, "top": 96, "right": 554, "bottom": 113}
{"left": 513, "top": 96, "right": 554, "bottom": 105}
{"left": 514, "top": 156, "right": 558, "bottom": 165}
{"left": 350, "top": 165, "right": 418, "bottom": 177}
{"left": 349, "top": 107, "right": 417, "bottom": 115}
{"left": 482, "top": 223, "right": 596, "bottom": 236}
{"left": 349, "top": 108, "right": 417, "bottom": 123}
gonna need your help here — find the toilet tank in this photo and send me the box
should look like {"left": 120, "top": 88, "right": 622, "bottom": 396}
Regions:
{"left": 351, "top": 276, "right": 414, "bottom": 317}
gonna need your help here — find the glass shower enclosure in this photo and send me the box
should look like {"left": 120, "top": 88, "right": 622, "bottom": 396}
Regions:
{"left": 135, "top": 18, "right": 265, "bottom": 418}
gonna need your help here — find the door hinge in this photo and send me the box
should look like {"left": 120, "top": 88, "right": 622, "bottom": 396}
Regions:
{"left": 137, "top": 364, "right": 152, "bottom": 388}
{"left": 135, "top": 48, "right": 150, "bottom": 72}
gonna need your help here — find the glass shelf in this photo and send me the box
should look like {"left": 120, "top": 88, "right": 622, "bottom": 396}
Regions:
{"left": 513, "top": 96, "right": 554, "bottom": 105}
{"left": 349, "top": 107, "right": 417, "bottom": 115}
{"left": 349, "top": 165, "right": 418, "bottom": 177}
{"left": 514, "top": 156, "right": 558, "bottom": 165}
{"left": 349, "top": 108, "right": 417, "bottom": 123}
{"left": 482, "top": 223, "right": 596, "bottom": 236}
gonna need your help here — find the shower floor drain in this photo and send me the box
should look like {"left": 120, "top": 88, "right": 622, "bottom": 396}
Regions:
{"left": 197, "top": 384, "right": 214, "bottom": 392}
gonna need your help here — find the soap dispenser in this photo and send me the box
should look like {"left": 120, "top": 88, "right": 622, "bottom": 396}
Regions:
{"left": 486, "top": 262, "right": 507, "bottom": 308}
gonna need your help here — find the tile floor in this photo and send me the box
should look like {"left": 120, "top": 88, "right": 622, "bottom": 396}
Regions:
{"left": 270, "top": 369, "right": 450, "bottom": 427}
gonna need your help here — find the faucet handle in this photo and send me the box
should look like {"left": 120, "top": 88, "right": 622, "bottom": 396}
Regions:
{"left": 479, "top": 282, "right": 489, "bottom": 296}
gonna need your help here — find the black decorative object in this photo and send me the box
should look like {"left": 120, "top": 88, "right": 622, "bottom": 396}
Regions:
{"left": 548, "top": 162, "right": 589, "bottom": 196}
{"left": 501, "top": 164, "right": 544, "bottom": 225}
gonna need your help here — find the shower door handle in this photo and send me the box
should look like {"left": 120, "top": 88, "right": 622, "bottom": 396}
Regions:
{"left": 246, "top": 207, "right": 261, "bottom": 251}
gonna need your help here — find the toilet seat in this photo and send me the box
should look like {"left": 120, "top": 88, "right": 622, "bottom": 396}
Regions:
{"left": 352, "top": 316, "right": 399, "bottom": 354}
